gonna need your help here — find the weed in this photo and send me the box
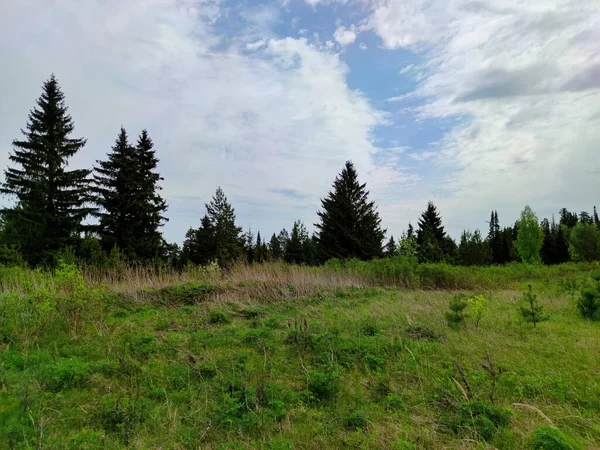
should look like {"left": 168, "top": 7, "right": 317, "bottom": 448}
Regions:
{"left": 343, "top": 409, "right": 368, "bottom": 429}
{"left": 449, "top": 400, "right": 512, "bottom": 440}
{"left": 209, "top": 310, "right": 231, "bottom": 324}
{"left": 467, "top": 294, "right": 487, "bottom": 327}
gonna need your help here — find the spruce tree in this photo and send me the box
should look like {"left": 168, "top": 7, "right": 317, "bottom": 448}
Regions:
{"left": 315, "top": 161, "right": 385, "bottom": 260}
{"left": 93, "top": 128, "right": 167, "bottom": 261}
{"left": 1, "top": 75, "right": 92, "bottom": 265}
{"left": 181, "top": 214, "right": 216, "bottom": 266}
{"left": 593, "top": 206, "right": 599, "bottom": 229}
{"left": 285, "top": 220, "right": 309, "bottom": 264}
{"left": 540, "top": 218, "right": 553, "bottom": 265}
{"left": 416, "top": 201, "right": 446, "bottom": 263}
{"left": 384, "top": 236, "right": 397, "bottom": 257}
{"left": 255, "top": 231, "right": 267, "bottom": 263}
{"left": 205, "top": 187, "right": 243, "bottom": 267}
{"left": 487, "top": 210, "right": 502, "bottom": 264}
{"left": 245, "top": 229, "right": 255, "bottom": 264}
{"left": 269, "top": 233, "right": 283, "bottom": 260}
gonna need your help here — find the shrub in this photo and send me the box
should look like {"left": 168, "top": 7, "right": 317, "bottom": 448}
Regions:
{"left": 360, "top": 318, "right": 379, "bottom": 336}
{"left": 466, "top": 295, "right": 487, "bottom": 327}
{"left": 527, "top": 426, "right": 582, "bottom": 450}
{"left": 577, "top": 272, "right": 600, "bottom": 320}
{"left": 308, "top": 370, "right": 338, "bottom": 401}
{"left": 343, "top": 409, "right": 368, "bottom": 429}
{"left": 445, "top": 294, "right": 469, "bottom": 327}
{"left": 450, "top": 400, "right": 512, "bottom": 440}
{"left": 208, "top": 310, "right": 231, "bottom": 325}
{"left": 520, "top": 285, "right": 548, "bottom": 328}
{"left": 386, "top": 394, "right": 405, "bottom": 411}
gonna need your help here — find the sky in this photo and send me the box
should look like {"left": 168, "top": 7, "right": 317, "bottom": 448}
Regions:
{"left": 0, "top": 0, "right": 598, "bottom": 244}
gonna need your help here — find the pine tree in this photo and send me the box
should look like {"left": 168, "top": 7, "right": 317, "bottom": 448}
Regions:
{"left": 559, "top": 208, "right": 578, "bottom": 228}
{"left": 205, "top": 187, "right": 243, "bottom": 267}
{"left": 593, "top": 206, "right": 599, "bottom": 229}
{"left": 416, "top": 201, "right": 446, "bottom": 263}
{"left": 269, "top": 233, "right": 283, "bottom": 260}
{"left": 1, "top": 75, "right": 92, "bottom": 266}
{"left": 315, "top": 161, "right": 385, "bottom": 260}
{"left": 540, "top": 218, "right": 553, "bottom": 265}
{"left": 406, "top": 222, "right": 415, "bottom": 240}
{"left": 555, "top": 224, "right": 571, "bottom": 263}
{"left": 384, "top": 235, "right": 397, "bottom": 257}
{"left": 93, "top": 128, "right": 167, "bottom": 261}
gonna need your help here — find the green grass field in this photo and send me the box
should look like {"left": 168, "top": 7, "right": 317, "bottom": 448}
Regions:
{"left": 1, "top": 262, "right": 599, "bottom": 449}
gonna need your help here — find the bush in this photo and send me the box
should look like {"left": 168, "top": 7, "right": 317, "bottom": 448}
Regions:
{"left": 466, "top": 295, "right": 487, "bottom": 327}
{"left": 343, "top": 409, "right": 368, "bottom": 429}
{"left": 308, "top": 370, "right": 338, "bottom": 401}
{"left": 445, "top": 294, "right": 468, "bottom": 327}
{"left": 450, "top": 400, "right": 512, "bottom": 440}
{"left": 527, "top": 426, "right": 581, "bottom": 450}
{"left": 577, "top": 272, "right": 600, "bottom": 320}
{"left": 208, "top": 310, "right": 231, "bottom": 325}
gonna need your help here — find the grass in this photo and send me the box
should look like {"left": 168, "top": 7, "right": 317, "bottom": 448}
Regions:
{"left": 1, "top": 261, "right": 599, "bottom": 448}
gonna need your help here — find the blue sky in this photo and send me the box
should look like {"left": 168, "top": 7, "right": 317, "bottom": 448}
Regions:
{"left": 1, "top": 0, "right": 599, "bottom": 244}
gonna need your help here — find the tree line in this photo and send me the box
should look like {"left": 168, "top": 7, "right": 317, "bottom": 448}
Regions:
{"left": 1, "top": 76, "right": 599, "bottom": 268}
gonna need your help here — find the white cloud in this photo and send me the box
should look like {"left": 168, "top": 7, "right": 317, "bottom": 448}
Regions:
{"left": 0, "top": 0, "right": 394, "bottom": 242}
{"left": 365, "top": 0, "right": 600, "bottom": 234}
{"left": 333, "top": 25, "right": 357, "bottom": 46}
{"left": 359, "top": 42, "right": 368, "bottom": 50}
{"left": 246, "top": 40, "right": 266, "bottom": 51}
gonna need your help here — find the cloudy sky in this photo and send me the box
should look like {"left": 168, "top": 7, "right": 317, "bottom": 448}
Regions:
{"left": 1, "top": 0, "right": 598, "bottom": 243}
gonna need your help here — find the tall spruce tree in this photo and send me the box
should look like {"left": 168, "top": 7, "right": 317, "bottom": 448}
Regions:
{"left": 1, "top": 75, "right": 92, "bottom": 266}
{"left": 487, "top": 210, "right": 502, "bottom": 264}
{"left": 593, "top": 206, "right": 600, "bottom": 229}
{"left": 205, "top": 187, "right": 243, "bottom": 267}
{"left": 93, "top": 128, "right": 167, "bottom": 260}
{"left": 416, "top": 201, "right": 446, "bottom": 263}
{"left": 315, "top": 161, "right": 385, "bottom": 260}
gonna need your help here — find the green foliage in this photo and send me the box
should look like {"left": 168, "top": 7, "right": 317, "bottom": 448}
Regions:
{"left": 449, "top": 400, "right": 512, "bottom": 440}
{"left": 577, "top": 271, "right": 600, "bottom": 320}
{"left": 520, "top": 285, "right": 548, "bottom": 327}
{"left": 315, "top": 161, "right": 385, "bottom": 260}
{"left": 391, "top": 439, "right": 416, "bottom": 450}
{"left": 445, "top": 294, "right": 469, "bottom": 327}
{"left": 466, "top": 294, "right": 487, "bottom": 327}
{"left": 343, "top": 409, "right": 369, "bottom": 429}
{"left": 458, "top": 229, "right": 491, "bottom": 266}
{"left": 308, "top": 370, "right": 339, "bottom": 401}
{"left": 516, "top": 205, "right": 544, "bottom": 264}
{"left": 93, "top": 128, "right": 168, "bottom": 261}
{"left": 0, "top": 75, "right": 93, "bottom": 266}
{"left": 208, "top": 310, "right": 231, "bottom": 324}
{"left": 527, "top": 426, "right": 582, "bottom": 450}
{"left": 569, "top": 222, "right": 600, "bottom": 262}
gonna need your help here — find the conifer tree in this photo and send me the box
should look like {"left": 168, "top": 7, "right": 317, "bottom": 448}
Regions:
{"left": 384, "top": 236, "right": 398, "bottom": 257}
{"left": 255, "top": 231, "right": 267, "bottom": 263}
{"left": 315, "top": 161, "right": 385, "bottom": 260}
{"left": 269, "top": 233, "right": 283, "bottom": 260}
{"left": 1, "top": 75, "right": 92, "bottom": 265}
{"left": 205, "top": 187, "right": 243, "bottom": 267}
{"left": 245, "top": 229, "right": 255, "bottom": 264}
{"left": 416, "top": 201, "right": 446, "bottom": 263}
{"left": 487, "top": 210, "right": 502, "bottom": 264}
{"left": 285, "top": 220, "right": 309, "bottom": 264}
{"left": 458, "top": 230, "right": 490, "bottom": 266}
{"left": 181, "top": 214, "right": 216, "bottom": 266}
{"left": 593, "top": 206, "right": 599, "bottom": 229}
{"left": 93, "top": 129, "right": 167, "bottom": 260}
